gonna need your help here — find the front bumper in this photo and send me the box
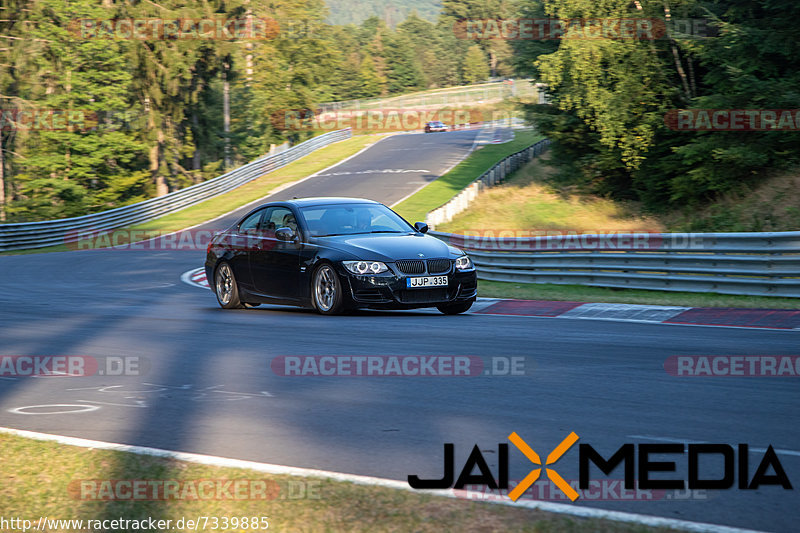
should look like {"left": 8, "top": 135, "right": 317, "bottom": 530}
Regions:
{"left": 339, "top": 261, "right": 477, "bottom": 309}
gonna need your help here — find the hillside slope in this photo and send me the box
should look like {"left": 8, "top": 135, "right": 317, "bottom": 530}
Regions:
{"left": 325, "top": 0, "right": 441, "bottom": 26}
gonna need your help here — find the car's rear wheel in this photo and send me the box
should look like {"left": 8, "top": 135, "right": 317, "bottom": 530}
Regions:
{"left": 214, "top": 262, "right": 244, "bottom": 309}
{"left": 436, "top": 301, "right": 473, "bottom": 315}
{"left": 312, "top": 263, "right": 345, "bottom": 315}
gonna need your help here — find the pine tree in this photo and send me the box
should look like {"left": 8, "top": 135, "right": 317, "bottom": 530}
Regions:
{"left": 462, "top": 44, "right": 488, "bottom": 83}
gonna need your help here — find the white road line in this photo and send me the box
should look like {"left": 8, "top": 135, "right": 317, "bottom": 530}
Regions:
{"left": 390, "top": 132, "right": 480, "bottom": 208}
{"left": 0, "top": 426, "right": 770, "bottom": 533}
{"left": 121, "top": 283, "right": 175, "bottom": 291}
{"left": 7, "top": 405, "right": 100, "bottom": 415}
{"left": 628, "top": 435, "right": 800, "bottom": 458}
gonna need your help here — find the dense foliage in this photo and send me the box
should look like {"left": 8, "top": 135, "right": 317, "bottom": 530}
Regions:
{"left": 0, "top": 0, "right": 501, "bottom": 222}
{"left": 518, "top": 0, "right": 800, "bottom": 215}
{"left": 5, "top": 0, "right": 791, "bottom": 226}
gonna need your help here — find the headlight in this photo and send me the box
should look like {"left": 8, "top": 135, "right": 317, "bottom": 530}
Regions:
{"left": 455, "top": 255, "right": 473, "bottom": 270}
{"left": 343, "top": 261, "right": 388, "bottom": 275}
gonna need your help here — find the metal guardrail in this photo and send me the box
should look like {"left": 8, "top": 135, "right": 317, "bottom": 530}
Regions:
{"left": 0, "top": 128, "right": 352, "bottom": 251}
{"left": 426, "top": 134, "right": 799, "bottom": 298}
{"left": 431, "top": 230, "right": 800, "bottom": 297}
{"left": 316, "top": 79, "right": 539, "bottom": 113}
{"left": 426, "top": 138, "right": 550, "bottom": 228}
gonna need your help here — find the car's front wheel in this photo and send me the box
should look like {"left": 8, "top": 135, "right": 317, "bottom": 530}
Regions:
{"left": 436, "top": 301, "right": 473, "bottom": 315}
{"left": 312, "top": 263, "right": 346, "bottom": 315}
{"left": 214, "top": 262, "right": 244, "bottom": 309}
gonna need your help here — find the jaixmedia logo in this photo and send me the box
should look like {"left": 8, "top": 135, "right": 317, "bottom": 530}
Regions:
{"left": 408, "top": 433, "right": 793, "bottom": 502}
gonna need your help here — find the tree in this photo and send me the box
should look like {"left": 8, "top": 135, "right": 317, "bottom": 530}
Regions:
{"left": 462, "top": 44, "right": 489, "bottom": 83}
{"left": 5, "top": 0, "right": 148, "bottom": 220}
{"left": 521, "top": 0, "right": 800, "bottom": 212}
{"left": 358, "top": 54, "right": 384, "bottom": 97}
{"left": 441, "top": 0, "right": 513, "bottom": 76}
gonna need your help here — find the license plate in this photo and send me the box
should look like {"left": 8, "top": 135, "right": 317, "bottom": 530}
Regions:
{"left": 406, "top": 275, "right": 448, "bottom": 288}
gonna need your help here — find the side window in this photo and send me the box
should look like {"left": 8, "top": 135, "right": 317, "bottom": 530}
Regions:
{"left": 266, "top": 207, "right": 298, "bottom": 234}
{"left": 238, "top": 209, "right": 265, "bottom": 233}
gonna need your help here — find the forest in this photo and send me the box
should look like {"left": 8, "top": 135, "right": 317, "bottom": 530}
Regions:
{"left": 2, "top": 0, "right": 798, "bottom": 229}
{"left": 0, "top": 0, "right": 507, "bottom": 222}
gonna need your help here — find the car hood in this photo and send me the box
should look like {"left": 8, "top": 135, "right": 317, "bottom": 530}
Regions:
{"left": 315, "top": 233, "right": 454, "bottom": 262}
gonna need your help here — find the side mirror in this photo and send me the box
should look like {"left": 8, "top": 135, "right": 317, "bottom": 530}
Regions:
{"left": 414, "top": 222, "right": 429, "bottom": 234}
{"left": 275, "top": 227, "right": 297, "bottom": 242}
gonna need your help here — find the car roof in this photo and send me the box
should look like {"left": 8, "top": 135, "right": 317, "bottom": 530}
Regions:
{"left": 235, "top": 197, "right": 384, "bottom": 225}
{"left": 260, "top": 197, "right": 382, "bottom": 209}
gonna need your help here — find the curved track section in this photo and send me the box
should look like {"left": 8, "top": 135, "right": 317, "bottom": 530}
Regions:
{"left": 0, "top": 129, "right": 798, "bottom": 532}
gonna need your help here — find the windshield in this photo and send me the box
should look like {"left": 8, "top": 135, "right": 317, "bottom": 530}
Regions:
{"left": 299, "top": 203, "right": 415, "bottom": 237}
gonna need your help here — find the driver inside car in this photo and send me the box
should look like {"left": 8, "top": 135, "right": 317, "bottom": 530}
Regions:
{"left": 355, "top": 209, "right": 372, "bottom": 232}
{"left": 282, "top": 213, "right": 298, "bottom": 233}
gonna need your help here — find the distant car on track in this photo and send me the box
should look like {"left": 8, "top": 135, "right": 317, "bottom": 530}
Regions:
{"left": 424, "top": 121, "right": 448, "bottom": 133}
{"left": 205, "top": 197, "right": 477, "bottom": 315}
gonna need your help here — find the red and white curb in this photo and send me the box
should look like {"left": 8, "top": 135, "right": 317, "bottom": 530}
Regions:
{"left": 0, "top": 427, "right": 766, "bottom": 533}
{"left": 181, "top": 267, "right": 209, "bottom": 289}
{"left": 181, "top": 268, "right": 799, "bottom": 330}
{"left": 473, "top": 299, "right": 800, "bottom": 331}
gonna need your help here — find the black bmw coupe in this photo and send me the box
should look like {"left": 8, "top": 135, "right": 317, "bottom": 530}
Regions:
{"left": 204, "top": 197, "right": 477, "bottom": 314}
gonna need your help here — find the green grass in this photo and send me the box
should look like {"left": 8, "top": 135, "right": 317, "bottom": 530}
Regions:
{"left": 478, "top": 280, "right": 800, "bottom": 309}
{"left": 437, "top": 154, "right": 663, "bottom": 235}
{"left": 0, "top": 432, "right": 684, "bottom": 533}
{"left": 0, "top": 135, "right": 380, "bottom": 255}
{"left": 392, "top": 130, "right": 544, "bottom": 224}
{"left": 129, "top": 135, "right": 378, "bottom": 233}
{"left": 435, "top": 154, "right": 797, "bottom": 308}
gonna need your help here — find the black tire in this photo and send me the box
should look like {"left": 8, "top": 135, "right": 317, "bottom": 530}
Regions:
{"left": 436, "top": 301, "right": 473, "bottom": 315}
{"left": 214, "top": 262, "right": 244, "bottom": 309}
{"left": 311, "top": 263, "right": 346, "bottom": 315}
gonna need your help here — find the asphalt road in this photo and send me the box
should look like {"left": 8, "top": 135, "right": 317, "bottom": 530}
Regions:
{"left": 0, "top": 130, "right": 798, "bottom": 532}
{"left": 196, "top": 129, "right": 480, "bottom": 233}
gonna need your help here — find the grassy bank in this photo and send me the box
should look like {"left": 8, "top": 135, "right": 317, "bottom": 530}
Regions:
{"left": 0, "top": 432, "right": 682, "bottom": 533}
{"left": 663, "top": 169, "right": 800, "bottom": 232}
{"left": 436, "top": 154, "right": 663, "bottom": 234}
{"left": 438, "top": 154, "right": 797, "bottom": 308}
{"left": 128, "top": 135, "right": 379, "bottom": 233}
{"left": 392, "top": 129, "right": 544, "bottom": 223}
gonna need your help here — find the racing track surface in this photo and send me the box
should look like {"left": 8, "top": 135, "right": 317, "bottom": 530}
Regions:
{"left": 0, "top": 129, "right": 798, "bottom": 532}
